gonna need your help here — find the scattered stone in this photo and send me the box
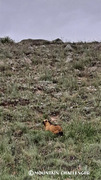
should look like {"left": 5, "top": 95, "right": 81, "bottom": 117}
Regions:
{"left": 87, "top": 86, "right": 97, "bottom": 92}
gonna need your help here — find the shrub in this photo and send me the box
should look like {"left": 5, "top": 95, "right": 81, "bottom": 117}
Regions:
{"left": 0, "top": 36, "right": 14, "bottom": 44}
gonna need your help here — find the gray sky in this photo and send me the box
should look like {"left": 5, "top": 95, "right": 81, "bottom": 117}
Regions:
{"left": 0, "top": 0, "right": 101, "bottom": 42}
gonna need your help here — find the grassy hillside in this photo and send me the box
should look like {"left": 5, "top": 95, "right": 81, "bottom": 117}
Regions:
{"left": 0, "top": 37, "right": 101, "bottom": 180}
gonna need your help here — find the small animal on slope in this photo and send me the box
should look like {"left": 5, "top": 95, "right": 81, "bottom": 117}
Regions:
{"left": 43, "top": 119, "right": 63, "bottom": 136}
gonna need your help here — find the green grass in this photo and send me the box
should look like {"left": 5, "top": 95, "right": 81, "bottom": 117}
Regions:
{"left": 0, "top": 39, "right": 101, "bottom": 180}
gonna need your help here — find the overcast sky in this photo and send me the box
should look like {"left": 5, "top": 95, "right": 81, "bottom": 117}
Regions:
{"left": 0, "top": 0, "right": 101, "bottom": 42}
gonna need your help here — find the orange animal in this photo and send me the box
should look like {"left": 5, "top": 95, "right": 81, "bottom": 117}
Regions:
{"left": 43, "top": 119, "right": 63, "bottom": 135}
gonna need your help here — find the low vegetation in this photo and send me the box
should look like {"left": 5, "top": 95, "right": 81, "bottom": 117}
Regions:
{"left": 0, "top": 37, "right": 101, "bottom": 180}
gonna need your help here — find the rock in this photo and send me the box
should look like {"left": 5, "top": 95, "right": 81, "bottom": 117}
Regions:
{"left": 88, "top": 66, "right": 97, "bottom": 72}
{"left": 24, "top": 57, "right": 32, "bottom": 64}
{"left": 20, "top": 39, "right": 50, "bottom": 45}
{"left": 54, "top": 92, "right": 62, "bottom": 98}
{"left": 66, "top": 56, "right": 73, "bottom": 63}
{"left": 64, "top": 44, "right": 73, "bottom": 51}
{"left": 52, "top": 38, "right": 63, "bottom": 44}
{"left": 0, "top": 61, "right": 5, "bottom": 66}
